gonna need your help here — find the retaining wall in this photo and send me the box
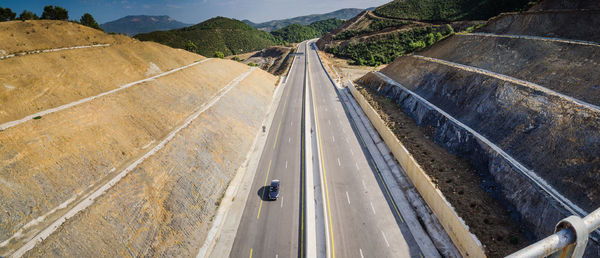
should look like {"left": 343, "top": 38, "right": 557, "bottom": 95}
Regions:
{"left": 347, "top": 79, "right": 485, "bottom": 257}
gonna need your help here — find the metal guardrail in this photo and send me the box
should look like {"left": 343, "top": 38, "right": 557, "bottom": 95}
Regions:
{"left": 507, "top": 208, "right": 600, "bottom": 257}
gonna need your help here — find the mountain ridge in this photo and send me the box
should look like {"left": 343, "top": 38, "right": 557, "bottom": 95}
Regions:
{"left": 100, "top": 15, "right": 191, "bottom": 36}
{"left": 244, "top": 8, "right": 373, "bottom": 31}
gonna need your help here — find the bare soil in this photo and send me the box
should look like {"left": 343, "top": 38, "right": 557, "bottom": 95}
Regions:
{"left": 355, "top": 84, "right": 531, "bottom": 257}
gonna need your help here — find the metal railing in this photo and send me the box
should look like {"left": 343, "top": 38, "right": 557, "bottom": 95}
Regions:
{"left": 507, "top": 208, "right": 600, "bottom": 257}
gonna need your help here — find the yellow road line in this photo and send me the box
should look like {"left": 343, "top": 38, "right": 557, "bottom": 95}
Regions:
{"left": 370, "top": 158, "right": 405, "bottom": 224}
{"left": 272, "top": 120, "right": 282, "bottom": 150}
{"left": 310, "top": 61, "right": 336, "bottom": 258}
{"left": 257, "top": 160, "right": 273, "bottom": 219}
{"left": 249, "top": 248, "right": 253, "bottom": 258}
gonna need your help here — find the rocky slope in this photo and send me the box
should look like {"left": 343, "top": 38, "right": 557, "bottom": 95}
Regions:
{"left": 0, "top": 20, "right": 277, "bottom": 257}
{"left": 355, "top": 0, "right": 600, "bottom": 256}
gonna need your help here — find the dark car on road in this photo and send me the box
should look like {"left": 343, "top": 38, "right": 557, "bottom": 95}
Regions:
{"left": 268, "top": 179, "right": 280, "bottom": 200}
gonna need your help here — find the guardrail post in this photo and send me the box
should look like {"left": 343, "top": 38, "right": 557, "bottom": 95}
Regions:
{"left": 550, "top": 216, "right": 588, "bottom": 258}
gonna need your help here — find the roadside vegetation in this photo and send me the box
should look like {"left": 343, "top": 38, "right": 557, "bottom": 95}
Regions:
{"left": 374, "top": 0, "right": 539, "bottom": 21}
{"left": 0, "top": 5, "right": 103, "bottom": 31}
{"left": 329, "top": 25, "right": 453, "bottom": 66}
{"left": 333, "top": 17, "right": 411, "bottom": 40}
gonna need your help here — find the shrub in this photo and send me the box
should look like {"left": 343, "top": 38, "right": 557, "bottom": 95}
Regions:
{"left": 247, "top": 62, "right": 259, "bottom": 67}
{"left": 0, "top": 7, "right": 16, "bottom": 21}
{"left": 231, "top": 56, "right": 241, "bottom": 61}
{"left": 18, "top": 10, "right": 38, "bottom": 21}
{"left": 80, "top": 13, "right": 102, "bottom": 31}
{"left": 184, "top": 40, "right": 198, "bottom": 53}
{"left": 41, "top": 5, "right": 68, "bottom": 20}
{"left": 425, "top": 33, "right": 436, "bottom": 46}
{"left": 213, "top": 51, "right": 225, "bottom": 58}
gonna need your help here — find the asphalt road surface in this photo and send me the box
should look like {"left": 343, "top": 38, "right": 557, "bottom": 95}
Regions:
{"left": 230, "top": 42, "right": 307, "bottom": 258}
{"left": 306, "top": 42, "right": 423, "bottom": 258}
{"left": 230, "top": 40, "right": 426, "bottom": 258}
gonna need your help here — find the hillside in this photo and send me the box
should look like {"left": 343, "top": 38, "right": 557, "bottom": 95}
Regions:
{"left": 0, "top": 20, "right": 277, "bottom": 257}
{"left": 374, "top": 0, "right": 535, "bottom": 21}
{"left": 135, "top": 17, "right": 277, "bottom": 57}
{"left": 271, "top": 19, "right": 343, "bottom": 43}
{"left": 100, "top": 15, "right": 191, "bottom": 36}
{"left": 244, "top": 8, "right": 370, "bottom": 31}
{"left": 353, "top": 0, "right": 600, "bottom": 256}
{"left": 318, "top": 0, "right": 536, "bottom": 67}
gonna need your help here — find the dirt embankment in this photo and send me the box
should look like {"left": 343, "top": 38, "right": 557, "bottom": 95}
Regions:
{"left": 0, "top": 20, "right": 278, "bottom": 256}
{"left": 0, "top": 20, "right": 201, "bottom": 124}
{"left": 229, "top": 46, "right": 294, "bottom": 76}
{"left": 480, "top": 10, "right": 600, "bottom": 42}
{"left": 420, "top": 34, "right": 600, "bottom": 105}
{"left": 353, "top": 1, "right": 600, "bottom": 256}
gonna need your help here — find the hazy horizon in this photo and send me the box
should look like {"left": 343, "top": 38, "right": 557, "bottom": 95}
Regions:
{"left": 1, "top": 0, "right": 391, "bottom": 24}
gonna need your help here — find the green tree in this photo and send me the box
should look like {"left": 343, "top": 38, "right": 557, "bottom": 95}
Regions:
{"left": 214, "top": 51, "right": 225, "bottom": 58}
{"left": 0, "top": 7, "right": 16, "bottom": 21}
{"left": 184, "top": 40, "right": 198, "bottom": 53}
{"left": 425, "top": 33, "right": 436, "bottom": 46}
{"left": 445, "top": 24, "right": 454, "bottom": 34}
{"left": 80, "top": 13, "right": 102, "bottom": 31}
{"left": 41, "top": 5, "right": 68, "bottom": 20}
{"left": 18, "top": 10, "right": 38, "bottom": 21}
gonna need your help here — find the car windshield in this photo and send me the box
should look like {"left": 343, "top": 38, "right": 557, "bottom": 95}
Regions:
{"left": 270, "top": 186, "right": 278, "bottom": 191}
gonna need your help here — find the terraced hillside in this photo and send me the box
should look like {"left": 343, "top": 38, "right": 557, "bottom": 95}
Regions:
{"left": 354, "top": 1, "right": 600, "bottom": 256}
{"left": 316, "top": 10, "right": 479, "bottom": 66}
{"left": 0, "top": 20, "right": 278, "bottom": 257}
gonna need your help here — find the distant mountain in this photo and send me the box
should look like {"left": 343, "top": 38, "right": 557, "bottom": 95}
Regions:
{"left": 135, "top": 17, "right": 277, "bottom": 57}
{"left": 244, "top": 8, "right": 373, "bottom": 32}
{"left": 100, "top": 15, "right": 191, "bottom": 36}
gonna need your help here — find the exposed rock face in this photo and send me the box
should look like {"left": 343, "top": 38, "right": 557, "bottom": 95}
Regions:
{"left": 357, "top": 71, "right": 600, "bottom": 256}
{"left": 355, "top": 2, "right": 600, "bottom": 254}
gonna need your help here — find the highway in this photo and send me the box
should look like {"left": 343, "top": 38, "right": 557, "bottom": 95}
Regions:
{"left": 306, "top": 42, "right": 423, "bottom": 257}
{"left": 230, "top": 42, "right": 307, "bottom": 258}
{"left": 230, "top": 40, "right": 428, "bottom": 257}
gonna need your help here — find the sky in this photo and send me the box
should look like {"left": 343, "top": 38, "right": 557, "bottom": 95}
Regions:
{"left": 0, "top": 0, "right": 391, "bottom": 24}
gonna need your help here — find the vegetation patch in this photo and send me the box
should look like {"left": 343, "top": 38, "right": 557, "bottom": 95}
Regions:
{"left": 271, "top": 19, "right": 343, "bottom": 44}
{"left": 333, "top": 16, "right": 411, "bottom": 40}
{"left": 135, "top": 17, "right": 278, "bottom": 57}
{"left": 328, "top": 25, "right": 453, "bottom": 66}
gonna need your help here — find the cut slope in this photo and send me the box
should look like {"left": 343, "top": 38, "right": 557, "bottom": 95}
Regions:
{"left": 374, "top": 0, "right": 533, "bottom": 21}
{"left": 355, "top": 2, "right": 600, "bottom": 255}
{"left": 0, "top": 20, "right": 278, "bottom": 256}
{"left": 479, "top": 10, "right": 600, "bottom": 43}
{"left": 0, "top": 20, "right": 201, "bottom": 125}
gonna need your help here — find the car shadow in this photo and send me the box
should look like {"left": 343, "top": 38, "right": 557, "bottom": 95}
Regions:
{"left": 257, "top": 186, "right": 272, "bottom": 201}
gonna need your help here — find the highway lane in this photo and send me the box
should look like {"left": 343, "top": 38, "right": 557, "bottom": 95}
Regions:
{"left": 230, "top": 42, "right": 307, "bottom": 258}
{"left": 306, "top": 41, "right": 424, "bottom": 257}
